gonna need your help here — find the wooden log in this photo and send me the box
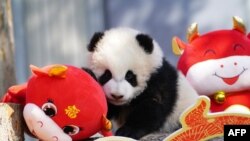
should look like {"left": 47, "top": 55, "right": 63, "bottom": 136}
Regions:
{"left": 0, "top": 103, "right": 24, "bottom": 141}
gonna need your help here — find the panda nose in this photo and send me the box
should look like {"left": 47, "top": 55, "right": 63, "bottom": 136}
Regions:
{"left": 111, "top": 94, "right": 124, "bottom": 100}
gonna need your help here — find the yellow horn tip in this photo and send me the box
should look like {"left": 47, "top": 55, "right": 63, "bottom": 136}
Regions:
{"left": 187, "top": 22, "right": 199, "bottom": 43}
{"left": 48, "top": 65, "right": 68, "bottom": 78}
{"left": 102, "top": 115, "right": 112, "bottom": 131}
{"left": 172, "top": 37, "right": 183, "bottom": 56}
{"left": 233, "top": 16, "right": 246, "bottom": 34}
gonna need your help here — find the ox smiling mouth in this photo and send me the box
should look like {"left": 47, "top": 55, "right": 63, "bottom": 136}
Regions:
{"left": 214, "top": 67, "right": 247, "bottom": 85}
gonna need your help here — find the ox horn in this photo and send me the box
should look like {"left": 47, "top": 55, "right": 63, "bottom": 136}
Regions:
{"left": 30, "top": 64, "right": 68, "bottom": 78}
{"left": 48, "top": 65, "right": 68, "bottom": 78}
{"left": 187, "top": 23, "right": 199, "bottom": 43}
{"left": 172, "top": 37, "right": 186, "bottom": 56}
{"left": 233, "top": 16, "right": 246, "bottom": 34}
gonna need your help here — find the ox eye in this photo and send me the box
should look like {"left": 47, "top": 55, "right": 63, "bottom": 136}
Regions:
{"left": 42, "top": 101, "right": 57, "bottom": 117}
{"left": 99, "top": 69, "right": 112, "bottom": 85}
{"left": 233, "top": 43, "right": 245, "bottom": 51}
{"left": 204, "top": 49, "right": 216, "bottom": 56}
{"left": 125, "top": 70, "right": 137, "bottom": 87}
{"left": 63, "top": 125, "right": 81, "bottom": 135}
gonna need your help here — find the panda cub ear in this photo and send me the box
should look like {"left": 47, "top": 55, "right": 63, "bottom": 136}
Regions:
{"left": 81, "top": 67, "right": 97, "bottom": 81}
{"left": 87, "top": 32, "right": 104, "bottom": 52}
{"left": 136, "top": 34, "right": 154, "bottom": 54}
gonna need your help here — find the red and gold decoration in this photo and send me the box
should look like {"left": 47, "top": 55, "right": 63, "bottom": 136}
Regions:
{"left": 165, "top": 96, "right": 250, "bottom": 141}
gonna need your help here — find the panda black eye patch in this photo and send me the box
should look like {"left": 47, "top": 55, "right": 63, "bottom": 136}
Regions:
{"left": 125, "top": 70, "right": 137, "bottom": 87}
{"left": 99, "top": 69, "right": 112, "bottom": 85}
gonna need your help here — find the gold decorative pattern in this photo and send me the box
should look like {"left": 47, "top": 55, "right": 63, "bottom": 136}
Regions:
{"left": 164, "top": 96, "right": 250, "bottom": 141}
{"left": 65, "top": 105, "right": 80, "bottom": 119}
{"left": 214, "top": 91, "right": 226, "bottom": 104}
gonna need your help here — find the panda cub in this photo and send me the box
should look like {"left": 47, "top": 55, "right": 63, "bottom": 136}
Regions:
{"left": 86, "top": 27, "right": 198, "bottom": 139}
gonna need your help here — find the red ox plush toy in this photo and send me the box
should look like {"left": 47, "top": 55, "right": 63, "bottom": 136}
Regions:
{"left": 172, "top": 16, "right": 250, "bottom": 113}
{"left": 2, "top": 64, "right": 112, "bottom": 141}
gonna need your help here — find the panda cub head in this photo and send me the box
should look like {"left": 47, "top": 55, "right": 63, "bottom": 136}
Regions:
{"left": 87, "top": 27, "right": 163, "bottom": 105}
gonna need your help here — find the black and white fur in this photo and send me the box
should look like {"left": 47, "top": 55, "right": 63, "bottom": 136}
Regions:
{"left": 86, "top": 27, "right": 198, "bottom": 139}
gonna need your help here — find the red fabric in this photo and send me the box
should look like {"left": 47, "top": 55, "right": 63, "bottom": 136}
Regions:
{"left": 177, "top": 30, "right": 250, "bottom": 75}
{"left": 210, "top": 91, "right": 250, "bottom": 112}
{"left": 101, "top": 130, "right": 113, "bottom": 137}
{"left": 1, "top": 83, "right": 27, "bottom": 106}
{"left": 1, "top": 65, "right": 112, "bottom": 140}
{"left": 26, "top": 65, "right": 109, "bottom": 140}
{"left": 176, "top": 28, "right": 250, "bottom": 113}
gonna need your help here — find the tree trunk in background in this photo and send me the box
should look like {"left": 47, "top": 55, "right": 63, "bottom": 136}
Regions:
{"left": 0, "top": 0, "right": 16, "bottom": 97}
{"left": 0, "top": 0, "right": 24, "bottom": 140}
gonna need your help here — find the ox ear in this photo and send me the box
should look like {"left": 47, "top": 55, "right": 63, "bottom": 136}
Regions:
{"left": 30, "top": 65, "right": 48, "bottom": 76}
{"left": 233, "top": 16, "right": 246, "bottom": 34}
{"left": 30, "top": 64, "right": 67, "bottom": 78}
{"left": 172, "top": 37, "right": 187, "bottom": 56}
{"left": 1, "top": 83, "right": 27, "bottom": 105}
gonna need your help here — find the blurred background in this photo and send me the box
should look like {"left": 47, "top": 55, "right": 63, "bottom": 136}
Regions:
{"left": 13, "top": 0, "right": 250, "bottom": 83}
{"left": 10, "top": 0, "right": 250, "bottom": 140}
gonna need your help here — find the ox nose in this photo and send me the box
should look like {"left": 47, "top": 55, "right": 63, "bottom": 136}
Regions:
{"left": 111, "top": 94, "right": 124, "bottom": 100}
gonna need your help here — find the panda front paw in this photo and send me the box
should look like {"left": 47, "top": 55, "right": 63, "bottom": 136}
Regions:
{"left": 115, "top": 125, "right": 148, "bottom": 140}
